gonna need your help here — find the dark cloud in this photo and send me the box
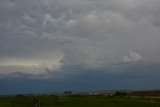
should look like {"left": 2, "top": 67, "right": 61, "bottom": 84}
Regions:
{"left": 1, "top": 61, "right": 160, "bottom": 95}
{"left": 0, "top": 0, "right": 160, "bottom": 92}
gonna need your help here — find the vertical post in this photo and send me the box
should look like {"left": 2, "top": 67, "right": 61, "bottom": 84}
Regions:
{"left": 11, "top": 98, "right": 15, "bottom": 107}
{"left": 33, "top": 97, "right": 35, "bottom": 107}
{"left": 37, "top": 99, "right": 40, "bottom": 107}
{"left": 34, "top": 98, "right": 40, "bottom": 107}
{"left": 55, "top": 96, "right": 58, "bottom": 105}
{"left": 35, "top": 98, "right": 40, "bottom": 107}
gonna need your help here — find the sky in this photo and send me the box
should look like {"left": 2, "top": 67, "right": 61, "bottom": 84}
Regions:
{"left": 0, "top": 0, "right": 160, "bottom": 95}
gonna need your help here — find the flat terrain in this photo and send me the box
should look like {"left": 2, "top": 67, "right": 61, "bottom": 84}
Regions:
{"left": 0, "top": 95, "right": 160, "bottom": 107}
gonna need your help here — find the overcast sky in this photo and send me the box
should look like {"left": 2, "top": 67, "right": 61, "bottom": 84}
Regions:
{"left": 0, "top": 0, "right": 160, "bottom": 94}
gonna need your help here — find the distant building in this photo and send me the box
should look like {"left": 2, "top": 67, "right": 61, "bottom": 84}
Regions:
{"left": 89, "top": 90, "right": 109, "bottom": 96}
{"left": 89, "top": 92, "right": 99, "bottom": 96}
{"left": 64, "top": 91, "right": 73, "bottom": 96}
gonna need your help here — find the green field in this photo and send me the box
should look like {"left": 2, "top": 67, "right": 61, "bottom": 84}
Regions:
{"left": 0, "top": 95, "right": 160, "bottom": 107}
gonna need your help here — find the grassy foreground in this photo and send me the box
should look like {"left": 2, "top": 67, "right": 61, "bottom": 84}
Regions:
{"left": 0, "top": 95, "right": 160, "bottom": 107}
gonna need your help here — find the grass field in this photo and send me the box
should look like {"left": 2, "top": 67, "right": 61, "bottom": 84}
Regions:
{"left": 0, "top": 95, "right": 160, "bottom": 107}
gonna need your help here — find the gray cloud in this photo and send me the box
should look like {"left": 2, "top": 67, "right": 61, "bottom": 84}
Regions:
{"left": 0, "top": 0, "right": 160, "bottom": 81}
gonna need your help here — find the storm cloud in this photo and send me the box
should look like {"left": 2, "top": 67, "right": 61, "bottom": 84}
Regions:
{"left": 0, "top": 0, "right": 160, "bottom": 93}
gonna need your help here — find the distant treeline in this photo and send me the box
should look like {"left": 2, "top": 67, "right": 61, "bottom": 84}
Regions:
{"left": 129, "top": 90, "right": 160, "bottom": 96}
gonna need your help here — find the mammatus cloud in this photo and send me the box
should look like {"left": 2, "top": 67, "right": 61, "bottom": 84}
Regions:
{"left": 0, "top": 1, "right": 16, "bottom": 9}
{"left": 0, "top": 0, "right": 160, "bottom": 80}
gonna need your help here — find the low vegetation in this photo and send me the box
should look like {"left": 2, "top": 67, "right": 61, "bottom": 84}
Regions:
{"left": 0, "top": 91, "right": 160, "bottom": 107}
